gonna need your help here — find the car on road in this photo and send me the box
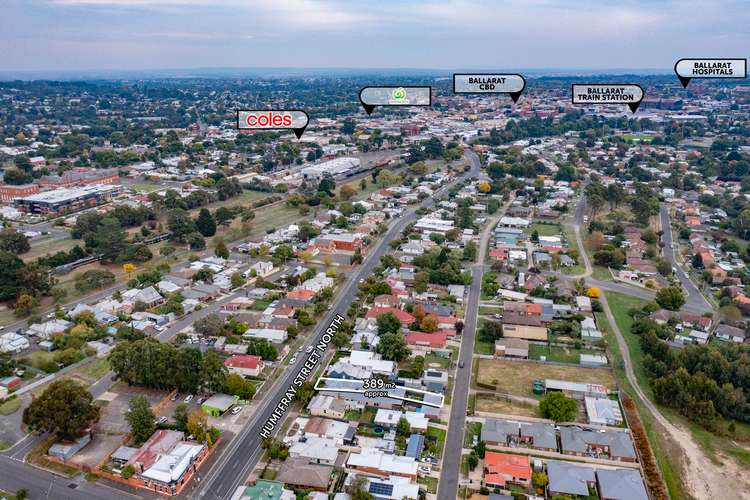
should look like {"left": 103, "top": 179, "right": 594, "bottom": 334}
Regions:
{"left": 289, "top": 356, "right": 297, "bottom": 364}
{"left": 359, "top": 278, "right": 364, "bottom": 284}
{"left": 297, "top": 346, "right": 303, "bottom": 352}
{"left": 184, "top": 394, "right": 194, "bottom": 403}
{"left": 231, "top": 405, "right": 243, "bottom": 415}
{"left": 672, "top": 267, "right": 678, "bottom": 274}
{"left": 171, "top": 393, "right": 179, "bottom": 401}
{"left": 458, "top": 360, "right": 464, "bottom": 368}
{"left": 306, "top": 345, "right": 313, "bottom": 353}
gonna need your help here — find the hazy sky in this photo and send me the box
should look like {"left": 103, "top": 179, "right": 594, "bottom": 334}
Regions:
{"left": 3, "top": 0, "right": 749, "bottom": 72}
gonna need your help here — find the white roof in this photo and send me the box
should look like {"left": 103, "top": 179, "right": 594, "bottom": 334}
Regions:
{"left": 289, "top": 436, "right": 339, "bottom": 462}
{"left": 348, "top": 350, "right": 394, "bottom": 374}
{"left": 374, "top": 409, "right": 428, "bottom": 431}
{"left": 347, "top": 447, "right": 417, "bottom": 476}
{"left": 140, "top": 442, "right": 203, "bottom": 484}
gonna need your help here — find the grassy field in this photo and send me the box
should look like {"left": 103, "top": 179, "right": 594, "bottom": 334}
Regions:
{"left": 464, "top": 422, "right": 482, "bottom": 447}
{"left": 603, "top": 291, "right": 651, "bottom": 395}
{"left": 417, "top": 476, "right": 438, "bottom": 494}
{"left": 560, "top": 224, "right": 586, "bottom": 275}
{"left": 524, "top": 223, "right": 560, "bottom": 237}
{"left": 0, "top": 397, "right": 22, "bottom": 416}
{"left": 528, "top": 344, "right": 602, "bottom": 364}
{"left": 622, "top": 133, "right": 656, "bottom": 143}
{"left": 603, "top": 291, "right": 750, "bottom": 474}
{"left": 596, "top": 301, "right": 687, "bottom": 500}
{"left": 475, "top": 394, "right": 539, "bottom": 418}
{"left": 476, "top": 358, "right": 616, "bottom": 398}
{"left": 77, "top": 357, "right": 110, "bottom": 380}
{"left": 473, "top": 338, "right": 494, "bottom": 355}
{"left": 426, "top": 426, "right": 446, "bottom": 458}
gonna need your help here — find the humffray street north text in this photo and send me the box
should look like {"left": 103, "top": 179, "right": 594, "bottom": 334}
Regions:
{"left": 259, "top": 313, "right": 345, "bottom": 439}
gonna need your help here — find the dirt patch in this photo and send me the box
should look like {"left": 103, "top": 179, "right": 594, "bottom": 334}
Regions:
{"left": 475, "top": 394, "right": 539, "bottom": 418}
{"left": 476, "top": 358, "right": 616, "bottom": 397}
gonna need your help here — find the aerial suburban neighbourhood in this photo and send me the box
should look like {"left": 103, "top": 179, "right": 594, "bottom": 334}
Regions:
{"left": 0, "top": 3, "right": 749, "bottom": 500}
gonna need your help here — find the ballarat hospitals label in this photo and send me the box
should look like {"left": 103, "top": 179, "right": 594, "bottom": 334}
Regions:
{"left": 674, "top": 58, "right": 747, "bottom": 87}
{"left": 571, "top": 84, "right": 645, "bottom": 113}
{"left": 453, "top": 73, "right": 526, "bottom": 102}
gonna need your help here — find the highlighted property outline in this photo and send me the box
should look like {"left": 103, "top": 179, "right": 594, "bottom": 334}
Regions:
{"left": 314, "top": 376, "right": 445, "bottom": 409}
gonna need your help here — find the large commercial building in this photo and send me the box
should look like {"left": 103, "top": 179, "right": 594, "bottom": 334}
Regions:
{"left": 37, "top": 167, "right": 120, "bottom": 188}
{"left": 14, "top": 184, "right": 122, "bottom": 215}
{"left": 301, "top": 157, "right": 361, "bottom": 180}
{"left": 0, "top": 184, "right": 40, "bottom": 203}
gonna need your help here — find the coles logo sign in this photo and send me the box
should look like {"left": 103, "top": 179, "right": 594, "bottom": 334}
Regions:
{"left": 237, "top": 109, "right": 309, "bottom": 138}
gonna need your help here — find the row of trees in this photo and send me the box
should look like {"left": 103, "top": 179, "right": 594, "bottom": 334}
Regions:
{"left": 108, "top": 338, "right": 227, "bottom": 393}
{"left": 635, "top": 314, "right": 750, "bottom": 428}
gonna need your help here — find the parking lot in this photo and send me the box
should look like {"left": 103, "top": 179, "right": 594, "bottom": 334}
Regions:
{"left": 70, "top": 384, "right": 167, "bottom": 468}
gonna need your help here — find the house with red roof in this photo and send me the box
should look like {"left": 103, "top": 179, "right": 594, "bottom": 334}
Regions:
{"left": 405, "top": 331, "right": 449, "bottom": 350}
{"left": 287, "top": 289, "right": 317, "bottom": 301}
{"left": 483, "top": 452, "right": 531, "bottom": 489}
{"left": 436, "top": 315, "right": 458, "bottom": 330}
{"left": 224, "top": 354, "right": 264, "bottom": 377}
{"left": 365, "top": 307, "right": 415, "bottom": 326}
{"left": 374, "top": 294, "right": 399, "bottom": 308}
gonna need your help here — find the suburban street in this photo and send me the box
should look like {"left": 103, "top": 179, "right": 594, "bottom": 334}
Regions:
{"left": 195, "top": 153, "right": 481, "bottom": 500}
{"left": 436, "top": 155, "right": 500, "bottom": 500}
{"left": 659, "top": 203, "right": 713, "bottom": 312}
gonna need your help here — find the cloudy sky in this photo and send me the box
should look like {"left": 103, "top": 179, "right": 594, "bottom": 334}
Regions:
{"left": 3, "top": 0, "right": 748, "bottom": 73}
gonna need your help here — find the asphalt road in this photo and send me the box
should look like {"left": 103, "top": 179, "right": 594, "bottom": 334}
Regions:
{"left": 659, "top": 204, "right": 712, "bottom": 312}
{"left": 195, "top": 153, "right": 481, "bottom": 500}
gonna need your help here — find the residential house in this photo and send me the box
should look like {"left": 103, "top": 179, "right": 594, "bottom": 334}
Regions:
{"left": 224, "top": 355, "right": 264, "bottom": 377}
{"left": 483, "top": 452, "right": 531, "bottom": 489}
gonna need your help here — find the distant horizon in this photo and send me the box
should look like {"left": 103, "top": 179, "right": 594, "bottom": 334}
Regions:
{"left": 0, "top": 65, "right": 683, "bottom": 82}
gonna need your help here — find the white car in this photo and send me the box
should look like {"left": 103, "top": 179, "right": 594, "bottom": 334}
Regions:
{"left": 289, "top": 356, "right": 297, "bottom": 364}
{"left": 231, "top": 406, "right": 243, "bottom": 415}
{"left": 418, "top": 466, "right": 431, "bottom": 474}
{"left": 306, "top": 346, "right": 313, "bottom": 353}
{"left": 184, "top": 394, "right": 194, "bottom": 403}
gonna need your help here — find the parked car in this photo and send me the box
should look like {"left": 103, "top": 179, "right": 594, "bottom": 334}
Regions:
{"left": 154, "top": 416, "right": 168, "bottom": 425}
{"left": 171, "top": 393, "right": 179, "bottom": 401}
{"left": 306, "top": 345, "right": 313, "bottom": 353}
{"left": 231, "top": 405, "right": 243, "bottom": 415}
{"left": 418, "top": 466, "right": 431, "bottom": 474}
{"left": 184, "top": 394, "right": 194, "bottom": 403}
{"left": 289, "top": 356, "right": 297, "bottom": 364}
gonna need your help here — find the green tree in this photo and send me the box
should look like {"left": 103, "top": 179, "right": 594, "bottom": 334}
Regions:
{"left": 96, "top": 217, "right": 127, "bottom": 263}
{"left": 194, "top": 313, "right": 224, "bottom": 337}
{"left": 201, "top": 350, "right": 228, "bottom": 393}
{"left": 173, "top": 403, "right": 189, "bottom": 431}
{"left": 195, "top": 208, "right": 217, "bottom": 237}
{"left": 187, "top": 409, "right": 209, "bottom": 443}
{"left": 375, "top": 332, "right": 411, "bottom": 361}
{"left": 655, "top": 285, "right": 686, "bottom": 311}
{"left": 376, "top": 312, "right": 401, "bottom": 335}
{"left": 23, "top": 380, "right": 100, "bottom": 439}
{"left": 214, "top": 239, "right": 230, "bottom": 259}
{"left": 0, "top": 229, "right": 30, "bottom": 254}
{"left": 126, "top": 395, "right": 156, "bottom": 444}
{"left": 538, "top": 392, "right": 577, "bottom": 422}
{"left": 396, "top": 416, "right": 411, "bottom": 437}
{"left": 224, "top": 373, "right": 256, "bottom": 400}
{"left": 167, "top": 209, "right": 195, "bottom": 243}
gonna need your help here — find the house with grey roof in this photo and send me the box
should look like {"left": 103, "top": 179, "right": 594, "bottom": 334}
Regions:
{"left": 596, "top": 468, "right": 648, "bottom": 500}
{"left": 559, "top": 427, "right": 636, "bottom": 462}
{"left": 481, "top": 418, "right": 557, "bottom": 452}
{"left": 547, "top": 460, "right": 596, "bottom": 497}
